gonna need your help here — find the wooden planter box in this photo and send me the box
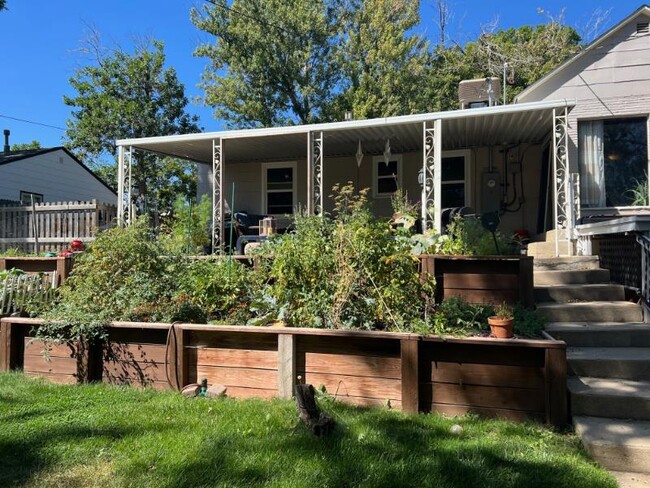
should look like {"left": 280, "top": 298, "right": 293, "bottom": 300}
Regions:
{"left": 0, "top": 318, "right": 96, "bottom": 383}
{"left": 0, "top": 318, "right": 567, "bottom": 427}
{"left": 419, "top": 254, "right": 534, "bottom": 307}
{"left": 0, "top": 256, "right": 74, "bottom": 285}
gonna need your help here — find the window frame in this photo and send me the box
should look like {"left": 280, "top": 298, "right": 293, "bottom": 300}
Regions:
{"left": 260, "top": 161, "right": 297, "bottom": 215}
{"left": 372, "top": 154, "right": 403, "bottom": 198}
{"left": 441, "top": 149, "right": 472, "bottom": 208}
{"left": 19, "top": 191, "right": 43, "bottom": 205}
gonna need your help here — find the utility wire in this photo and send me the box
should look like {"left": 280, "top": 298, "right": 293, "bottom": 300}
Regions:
{"left": 0, "top": 114, "right": 66, "bottom": 131}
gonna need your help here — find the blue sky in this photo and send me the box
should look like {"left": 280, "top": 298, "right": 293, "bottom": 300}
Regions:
{"left": 0, "top": 1, "right": 646, "bottom": 149}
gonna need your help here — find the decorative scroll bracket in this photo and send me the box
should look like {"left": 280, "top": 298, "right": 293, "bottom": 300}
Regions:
{"left": 212, "top": 138, "right": 224, "bottom": 253}
{"left": 553, "top": 107, "right": 570, "bottom": 256}
{"left": 422, "top": 120, "right": 442, "bottom": 232}
{"left": 309, "top": 131, "right": 324, "bottom": 216}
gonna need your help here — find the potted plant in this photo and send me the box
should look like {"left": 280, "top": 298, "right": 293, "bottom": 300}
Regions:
{"left": 488, "top": 302, "right": 514, "bottom": 339}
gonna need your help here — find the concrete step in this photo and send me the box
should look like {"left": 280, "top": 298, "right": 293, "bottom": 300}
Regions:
{"left": 533, "top": 256, "right": 601, "bottom": 271}
{"left": 569, "top": 377, "right": 650, "bottom": 421}
{"left": 568, "top": 347, "right": 650, "bottom": 380}
{"left": 537, "top": 302, "right": 643, "bottom": 323}
{"left": 527, "top": 240, "right": 570, "bottom": 259}
{"left": 611, "top": 471, "right": 650, "bottom": 488}
{"left": 574, "top": 416, "right": 650, "bottom": 474}
{"left": 534, "top": 268, "right": 611, "bottom": 286}
{"left": 545, "top": 323, "right": 650, "bottom": 347}
{"left": 534, "top": 284, "right": 625, "bottom": 303}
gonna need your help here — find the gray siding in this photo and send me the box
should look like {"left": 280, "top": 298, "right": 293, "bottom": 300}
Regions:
{"left": 0, "top": 149, "right": 116, "bottom": 204}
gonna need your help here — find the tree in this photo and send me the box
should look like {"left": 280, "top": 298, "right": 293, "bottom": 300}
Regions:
{"left": 0, "top": 1, "right": 6, "bottom": 11}
{"left": 334, "top": 0, "right": 431, "bottom": 119}
{"left": 11, "top": 140, "right": 41, "bottom": 151}
{"left": 191, "top": 0, "right": 345, "bottom": 127}
{"left": 64, "top": 37, "right": 200, "bottom": 215}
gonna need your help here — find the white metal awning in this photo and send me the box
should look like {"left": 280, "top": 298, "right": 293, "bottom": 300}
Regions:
{"left": 116, "top": 99, "right": 575, "bottom": 164}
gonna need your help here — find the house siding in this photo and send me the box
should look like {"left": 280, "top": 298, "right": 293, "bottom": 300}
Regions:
{"left": 0, "top": 149, "right": 116, "bottom": 204}
{"left": 517, "top": 12, "right": 650, "bottom": 177}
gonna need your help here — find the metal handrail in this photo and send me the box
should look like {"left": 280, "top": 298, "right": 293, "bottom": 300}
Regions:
{"left": 636, "top": 234, "right": 650, "bottom": 306}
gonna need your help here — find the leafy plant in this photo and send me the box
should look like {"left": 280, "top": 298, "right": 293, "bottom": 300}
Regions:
{"left": 626, "top": 175, "right": 649, "bottom": 206}
{"left": 160, "top": 195, "right": 212, "bottom": 254}
{"left": 493, "top": 302, "right": 514, "bottom": 319}
{"left": 513, "top": 305, "right": 547, "bottom": 338}
{"left": 438, "top": 215, "right": 517, "bottom": 256}
{"left": 39, "top": 217, "right": 180, "bottom": 343}
{"left": 428, "top": 297, "right": 493, "bottom": 336}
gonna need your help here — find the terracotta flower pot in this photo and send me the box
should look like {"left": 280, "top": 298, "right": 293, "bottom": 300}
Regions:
{"left": 488, "top": 316, "right": 514, "bottom": 339}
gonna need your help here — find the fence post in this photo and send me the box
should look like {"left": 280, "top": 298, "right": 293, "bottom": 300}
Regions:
{"left": 176, "top": 326, "right": 188, "bottom": 388}
{"left": 401, "top": 338, "right": 419, "bottom": 413}
{"left": 277, "top": 334, "right": 296, "bottom": 399}
{"left": 544, "top": 347, "right": 568, "bottom": 427}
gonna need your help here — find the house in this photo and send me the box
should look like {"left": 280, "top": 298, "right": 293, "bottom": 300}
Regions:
{"left": 0, "top": 134, "right": 117, "bottom": 205}
{"left": 516, "top": 5, "right": 650, "bottom": 222}
{"left": 116, "top": 98, "right": 574, "bottom": 253}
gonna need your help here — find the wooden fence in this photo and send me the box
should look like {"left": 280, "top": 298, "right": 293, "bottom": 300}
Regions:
{"left": 0, "top": 318, "right": 568, "bottom": 427}
{"left": 0, "top": 200, "right": 116, "bottom": 253}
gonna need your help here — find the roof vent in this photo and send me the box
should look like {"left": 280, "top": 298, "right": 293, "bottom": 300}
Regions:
{"left": 458, "top": 77, "right": 501, "bottom": 109}
{"left": 637, "top": 22, "right": 649, "bottom": 34}
{"left": 3, "top": 129, "right": 9, "bottom": 154}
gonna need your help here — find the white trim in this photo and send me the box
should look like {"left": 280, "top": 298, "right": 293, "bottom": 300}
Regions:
{"left": 261, "top": 161, "right": 297, "bottom": 215}
{"left": 115, "top": 99, "right": 576, "bottom": 148}
{"left": 372, "top": 154, "right": 403, "bottom": 198}
{"left": 441, "top": 149, "right": 472, "bottom": 208}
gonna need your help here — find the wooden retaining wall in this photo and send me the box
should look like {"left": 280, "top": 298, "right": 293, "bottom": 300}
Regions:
{"left": 419, "top": 255, "right": 534, "bottom": 307}
{"left": 0, "top": 318, "right": 567, "bottom": 427}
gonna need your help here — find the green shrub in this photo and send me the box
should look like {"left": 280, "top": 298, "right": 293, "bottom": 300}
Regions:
{"left": 513, "top": 305, "right": 547, "bottom": 338}
{"left": 160, "top": 195, "right": 211, "bottom": 254}
{"left": 437, "top": 215, "right": 517, "bottom": 255}
{"left": 248, "top": 183, "right": 435, "bottom": 330}
{"left": 39, "top": 217, "right": 180, "bottom": 342}
{"left": 428, "top": 297, "right": 493, "bottom": 336}
{"left": 176, "top": 257, "right": 251, "bottom": 321}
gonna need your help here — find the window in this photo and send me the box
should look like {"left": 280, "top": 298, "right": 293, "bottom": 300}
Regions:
{"left": 373, "top": 155, "right": 402, "bottom": 197}
{"left": 262, "top": 162, "right": 296, "bottom": 214}
{"left": 578, "top": 118, "right": 648, "bottom": 207}
{"left": 441, "top": 150, "right": 471, "bottom": 208}
{"left": 19, "top": 191, "right": 43, "bottom": 204}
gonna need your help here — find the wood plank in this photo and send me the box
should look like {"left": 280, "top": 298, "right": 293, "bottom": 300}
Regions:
{"left": 191, "top": 364, "right": 277, "bottom": 391}
{"left": 427, "top": 403, "right": 545, "bottom": 422}
{"left": 24, "top": 338, "right": 76, "bottom": 358}
{"left": 0, "top": 321, "right": 8, "bottom": 371}
{"left": 400, "top": 339, "right": 419, "bottom": 413}
{"left": 337, "top": 395, "right": 402, "bottom": 410}
{"left": 443, "top": 289, "right": 518, "bottom": 304}
{"left": 189, "top": 330, "right": 278, "bottom": 351}
{"left": 421, "top": 342, "right": 545, "bottom": 367}
{"left": 224, "top": 386, "right": 277, "bottom": 399}
{"left": 103, "top": 375, "right": 170, "bottom": 390}
{"left": 277, "top": 334, "right": 296, "bottom": 399}
{"left": 297, "top": 334, "right": 400, "bottom": 358}
{"left": 177, "top": 328, "right": 188, "bottom": 389}
{"left": 420, "top": 383, "right": 544, "bottom": 412}
{"left": 103, "top": 342, "right": 168, "bottom": 364}
{"left": 297, "top": 352, "right": 401, "bottom": 379}
{"left": 103, "top": 359, "right": 166, "bottom": 385}
{"left": 298, "top": 371, "right": 401, "bottom": 400}
{"left": 443, "top": 273, "right": 519, "bottom": 290}
{"left": 426, "top": 362, "right": 544, "bottom": 389}
{"left": 23, "top": 355, "right": 78, "bottom": 375}
{"left": 108, "top": 327, "right": 168, "bottom": 344}
{"left": 545, "top": 347, "right": 568, "bottom": 427}
{"left": 189, "top": 347, "right": 277, "bottom": 370}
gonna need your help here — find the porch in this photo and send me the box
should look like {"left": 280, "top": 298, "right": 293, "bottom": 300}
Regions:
{"left": 115, "top": 99, "right": 576, "bottom": 253}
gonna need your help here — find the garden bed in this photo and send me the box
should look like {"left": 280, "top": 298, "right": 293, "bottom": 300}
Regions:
{"left": 0, "top": 256, "right": 74, "bottom": 285}
{"left": 419, "top": 254, "right": 534, "bottom": 307}
{"left": 0, "top": 317, "right": 567, "bottom": 427}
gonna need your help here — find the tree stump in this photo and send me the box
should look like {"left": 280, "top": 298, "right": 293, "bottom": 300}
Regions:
{"left": 294, "top": 384, "right": 335, "bottom": 437}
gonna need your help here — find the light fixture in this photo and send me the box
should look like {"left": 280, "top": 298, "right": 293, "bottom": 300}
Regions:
{"left": 383, "top": 138, "right": 391, "bottom": 166}
{"left": 356, "top": 140, "right": 364, "bottom": 167}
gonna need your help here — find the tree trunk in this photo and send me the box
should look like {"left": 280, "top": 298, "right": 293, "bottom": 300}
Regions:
{"left": 294, "top": 384, "right": 335, "bottom": 437}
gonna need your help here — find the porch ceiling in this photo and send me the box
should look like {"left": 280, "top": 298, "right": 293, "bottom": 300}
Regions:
{"left": 118, "top": 99, "right": 574, "bottom": 164}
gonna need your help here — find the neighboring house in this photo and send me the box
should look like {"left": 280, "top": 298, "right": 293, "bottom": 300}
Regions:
{"left": 0, "top": 145, "right": 116, "bottom": 205}
{"left": 516, "top": 5, "right": 650, "bottom": 219}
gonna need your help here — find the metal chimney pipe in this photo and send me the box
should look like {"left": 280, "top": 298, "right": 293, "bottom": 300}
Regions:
{"left": 3, "top": 129, "right": 10, "bottom": 153}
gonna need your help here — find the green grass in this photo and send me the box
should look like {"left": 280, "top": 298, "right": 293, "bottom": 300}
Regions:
{"left": 0, "top": 373, "right": 615, "bottom": 488}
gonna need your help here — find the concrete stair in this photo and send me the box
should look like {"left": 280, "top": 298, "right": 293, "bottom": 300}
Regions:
{"left": 535, "top": 256, "right": 650, "bottom": 475}
{"left": 537, "top": 301, "right": 644, "bottom": 323}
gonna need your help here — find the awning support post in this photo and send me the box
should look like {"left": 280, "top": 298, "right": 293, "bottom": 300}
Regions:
{"left": 309, "top": 131, "right": 324, "bottom": 215}
{"left": 212, "top": 138, "right": 224, "bottom": 253}
{"left": 553, "top": 107, "right": 571, "bottom": 256}
{"left": 117, "top": 145, "right": 133, "bottom": 226}
{"left": 422, "top": 120, "right": 442, "bottom": 232}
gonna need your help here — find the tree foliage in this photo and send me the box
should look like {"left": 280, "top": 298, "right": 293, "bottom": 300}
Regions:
{"left": 191, "top": 0, "right": 345, "bottom": 127}
{"left": 64, "top": 38, "right": 201, "bottom": 214}
{"left": 10, "top": 140, "right": 41, "bottom": 151}
{"left": 192, "top": 2, "right": 582, "bottom": 123}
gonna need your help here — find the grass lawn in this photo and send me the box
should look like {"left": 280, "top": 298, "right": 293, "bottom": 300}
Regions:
{"left": 0, "top": 372, "right": 615, "bottom": 488}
